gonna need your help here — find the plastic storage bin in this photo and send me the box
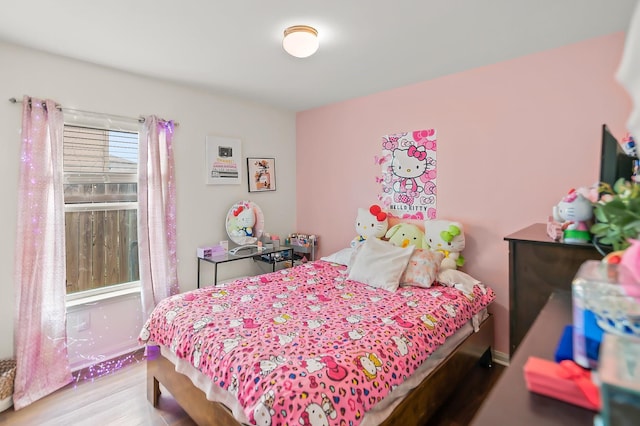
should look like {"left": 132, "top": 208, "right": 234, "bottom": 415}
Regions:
{"left": 287, "top": 233, "right": 318, "bottom": 264}
{"left": 572, "top": 261, "right": 640, "bottom": 369}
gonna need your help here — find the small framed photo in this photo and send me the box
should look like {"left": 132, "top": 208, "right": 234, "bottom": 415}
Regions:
{"left": 247, "top": 158, "right": 276, "bottom": 192}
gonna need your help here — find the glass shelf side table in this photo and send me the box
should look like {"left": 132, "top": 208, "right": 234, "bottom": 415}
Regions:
{"left": 197, "top": 245, "right": 294, "bottom": 288}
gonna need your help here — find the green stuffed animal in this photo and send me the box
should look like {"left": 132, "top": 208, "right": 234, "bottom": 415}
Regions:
{"left": 385, "top": 223, "right": 427, "bottom": 249}
{"left": 424, "top": 219, "right": 466, "bottom": 270}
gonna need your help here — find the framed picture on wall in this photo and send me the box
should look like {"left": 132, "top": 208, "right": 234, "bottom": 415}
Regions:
{"left": 206, "top": 135, "right": 242, "bottom": 185}
{"left": 247, "top": 157, "right": 276, "bottom": 192}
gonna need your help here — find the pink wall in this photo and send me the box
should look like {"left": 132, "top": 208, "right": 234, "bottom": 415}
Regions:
{"left": 295, "top": 33, "right": 632, "bottom": 356}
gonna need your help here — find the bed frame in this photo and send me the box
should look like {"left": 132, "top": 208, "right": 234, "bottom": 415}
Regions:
{"left": 146, "top": 314, "right": 494, "bottom": 426}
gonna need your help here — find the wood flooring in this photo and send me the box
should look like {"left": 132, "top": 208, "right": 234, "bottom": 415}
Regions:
{"left": 0, "top": 351, "right": 504, "bottom": 426}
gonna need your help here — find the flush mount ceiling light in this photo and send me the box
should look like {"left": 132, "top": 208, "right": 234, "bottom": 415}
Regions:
{"left": 282, "top": 25, "right": 319, "bottom": 58}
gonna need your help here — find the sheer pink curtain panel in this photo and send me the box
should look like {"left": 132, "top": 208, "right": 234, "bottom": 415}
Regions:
{"left": 138, "top": 116, "right": 179, "bottom": 319}
{"left": 13, "top": 96, "right": 72, "bottom": 410}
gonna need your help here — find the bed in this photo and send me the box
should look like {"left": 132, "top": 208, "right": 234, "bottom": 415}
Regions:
{"left": 140, "top": 244, "right": 496, "bottom": 426}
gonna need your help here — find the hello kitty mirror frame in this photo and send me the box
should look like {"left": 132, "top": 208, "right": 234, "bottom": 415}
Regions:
{"left": 225, "top": 200, "right": 265, "bottom": 246}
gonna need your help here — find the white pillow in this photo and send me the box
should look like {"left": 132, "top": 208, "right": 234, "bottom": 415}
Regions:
{"left": 348, "top": 238, "right": 415, "bottom": 291}
{"left": 437, "top": 269, "right": 481, "bottom": 294}
{"left": 320, "top": 247, "right": 355, "bottom": 266}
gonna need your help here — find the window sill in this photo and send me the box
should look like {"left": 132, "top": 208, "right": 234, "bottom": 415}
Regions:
{"left": 66, "top": 286, "right": 141, "bottom": 308}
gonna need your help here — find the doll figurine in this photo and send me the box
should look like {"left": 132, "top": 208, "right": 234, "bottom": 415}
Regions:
{"left": 553, "top": 189, "right": 593, "bottom": 244}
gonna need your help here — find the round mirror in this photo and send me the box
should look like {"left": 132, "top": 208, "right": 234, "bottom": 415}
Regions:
{"left": 225, "top": 201, "right": 264, "bottom": 246}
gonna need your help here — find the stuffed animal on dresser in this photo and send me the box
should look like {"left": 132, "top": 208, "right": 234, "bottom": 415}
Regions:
{"left": 424, "top": 220, "right": 466, "bottom": 270}
{"left": 552, "top": 189, "right": 593, "bottom": 244}
{"left": 385, "top": 223, "right": 427, "bottom": 249}
{"left": 350, "top": 204, "right": 389, "bottom": 248}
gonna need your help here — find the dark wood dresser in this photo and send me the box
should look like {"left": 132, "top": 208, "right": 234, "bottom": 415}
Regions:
{"left": 505, "top": 223, "right": 602, "bottom": 356}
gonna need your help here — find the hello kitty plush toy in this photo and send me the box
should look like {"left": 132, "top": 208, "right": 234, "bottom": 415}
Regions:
{"left": 552, "top": 189, "right": 593, "bottom": 244}
{"left": 424, "top": 220, "right": 466, "bottom": 270}
{"left": 235, "top": 205, "right": 256, "bottom": 238}
{"left": 350, "top": 204, "right": 389, "bottom": 248}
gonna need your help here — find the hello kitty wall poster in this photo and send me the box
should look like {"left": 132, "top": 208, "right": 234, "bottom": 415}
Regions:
{"left": 377, "top": 129, "right": 437, "bottom": 219}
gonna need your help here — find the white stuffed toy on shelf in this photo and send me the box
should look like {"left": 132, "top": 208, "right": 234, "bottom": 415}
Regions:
{"left": 552, "top": 188, "right": 594, "bottom": 244}
{"left": 350, "top": 204, "right": 389, "bottom": 248}
{"left": 424, "top": 220, "right": 466, "bottom": 270}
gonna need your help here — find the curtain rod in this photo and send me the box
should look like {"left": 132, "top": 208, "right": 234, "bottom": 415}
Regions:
{"left": 8, "top": 97, "right": 179, "bottom": 126}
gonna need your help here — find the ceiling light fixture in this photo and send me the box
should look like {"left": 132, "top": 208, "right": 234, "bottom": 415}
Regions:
{"left": 282, "top": 25, "right": 319, "bottom": 58}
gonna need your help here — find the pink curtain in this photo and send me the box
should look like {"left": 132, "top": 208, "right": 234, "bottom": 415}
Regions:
{"left": 139, "top": 116, "right": 179, "bottom": 319}
{"left": 13, "top": 96, "right": 72, "bottom": 409}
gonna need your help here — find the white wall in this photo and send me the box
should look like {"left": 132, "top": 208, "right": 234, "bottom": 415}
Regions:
{"left": 0, "top": 41, "right": 297, "bottom": 362}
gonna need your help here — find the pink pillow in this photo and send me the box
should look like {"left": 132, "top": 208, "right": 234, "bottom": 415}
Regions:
{"left": 400, "top": 249, "right": 444, "bottom": 288}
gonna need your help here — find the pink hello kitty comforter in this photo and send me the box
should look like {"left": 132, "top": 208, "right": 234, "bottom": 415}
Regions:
{"left": 140, "top": 261, "right": 495, "bottom": 426}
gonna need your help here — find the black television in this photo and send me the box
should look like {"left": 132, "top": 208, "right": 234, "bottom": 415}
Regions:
{"left": 599, "top": 124, "right": 634, "bottom": 188}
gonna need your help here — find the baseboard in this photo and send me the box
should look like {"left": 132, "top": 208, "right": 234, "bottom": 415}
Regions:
{"left": 72, "top": 347, "right": 145, "bottom": 382}
{"left": 492, "top": 349, "right": 509, "bottom": 367}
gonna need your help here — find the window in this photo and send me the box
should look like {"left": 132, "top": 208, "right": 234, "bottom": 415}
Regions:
{"left": 63, "top": 125, "right": 140, "bottom": 299}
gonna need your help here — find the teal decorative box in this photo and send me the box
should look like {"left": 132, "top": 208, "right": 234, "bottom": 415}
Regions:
{"left": 597, "top": 333, "right": 640, "bottom": 426}
{"left": 572, "top": 261, "right": 640, "bottom": 369}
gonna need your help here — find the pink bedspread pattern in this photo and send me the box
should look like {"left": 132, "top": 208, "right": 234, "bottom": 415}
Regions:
{"left": 140, "top": 261, "right": 495, "bottom": 426}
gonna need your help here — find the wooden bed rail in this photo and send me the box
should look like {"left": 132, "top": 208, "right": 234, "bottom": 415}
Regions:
{"left": 380, "top": 314, "right": 494, "bottom": 425}
{"left": 147, "top": 314, "right": 494, "bottom": 426}
{"left": 147, "top": 347, "right": 240, "bottom": 426}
